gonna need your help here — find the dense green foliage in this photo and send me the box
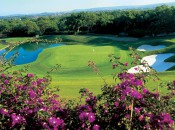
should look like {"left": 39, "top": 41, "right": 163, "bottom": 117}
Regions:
{"left": 1, "top": 5, "right": 175, "bottom": 37}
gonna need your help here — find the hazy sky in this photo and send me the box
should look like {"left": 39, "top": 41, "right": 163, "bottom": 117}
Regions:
{"left": 1, "top": 0, "right": 175, "bottom": 16}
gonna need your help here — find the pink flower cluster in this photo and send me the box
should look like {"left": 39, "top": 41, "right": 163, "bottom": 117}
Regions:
{"left": 0, "top": 72, "right": 174, "bottom": 129}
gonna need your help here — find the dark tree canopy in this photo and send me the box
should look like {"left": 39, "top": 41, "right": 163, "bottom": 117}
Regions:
{"left": 1, "top": 5, "right": 175, "bottom": 37}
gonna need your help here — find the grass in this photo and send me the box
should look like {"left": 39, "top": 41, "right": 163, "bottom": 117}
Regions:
{"left": 0, "top": 44, "right": 8, "bottom": 50}
{"left": 0, "top": 37, "right": 33, "bottom": 43}
{"left": 1, "top": 34, "right": 175, "bottom": 99}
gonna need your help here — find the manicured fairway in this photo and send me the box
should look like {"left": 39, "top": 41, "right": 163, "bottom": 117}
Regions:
{"left": 12, "top": 42, "right": 130, "bottom": 99}
{"left": 1, "top": 35, "right": 175, "bottom": 99}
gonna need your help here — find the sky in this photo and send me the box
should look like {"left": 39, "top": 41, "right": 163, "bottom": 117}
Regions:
{"left": 0, "top": 0, "right": 175, "bottom": 16}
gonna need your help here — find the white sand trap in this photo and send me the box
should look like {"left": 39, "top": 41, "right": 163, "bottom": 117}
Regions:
{"left": 137, "top": 45, "right": 166, "bottom": 51}
{"left": 127, "top": 65, "right": 150, "bottom": 73}
{"left": 128, "top": 53, "right": 175, "bottom": 73}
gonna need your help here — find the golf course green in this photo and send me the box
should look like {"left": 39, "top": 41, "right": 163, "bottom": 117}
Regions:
{"left": 1, "top": 34, "right": 175, "bottom": 99}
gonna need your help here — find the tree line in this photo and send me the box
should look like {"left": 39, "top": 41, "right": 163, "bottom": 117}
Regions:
{"left": 0, "top": 5, "right": 175, "bottom": 37}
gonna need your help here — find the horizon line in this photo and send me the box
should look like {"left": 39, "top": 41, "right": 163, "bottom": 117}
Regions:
{"left": 1, "top": 1, "right": 174, "bottom": 17}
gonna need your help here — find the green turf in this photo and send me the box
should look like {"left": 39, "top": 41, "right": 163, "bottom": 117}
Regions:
{"left": 0, "top": 37, "right": 33, "bottom": 43}
{"left": 3, "top": 35, "right": 175, "bottom": 99}
{"left": 0, "top": 44, "right": 8, "bottom": 50}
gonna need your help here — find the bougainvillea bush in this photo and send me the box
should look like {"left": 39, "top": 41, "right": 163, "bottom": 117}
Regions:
{"left": 0, "top": 72, "right": 175, "bottom": 130}
{"left": 0, "top": 52, "right": 175, "bottom": 129}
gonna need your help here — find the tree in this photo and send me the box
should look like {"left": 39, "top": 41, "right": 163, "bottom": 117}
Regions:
{"left": 0, "top": 20, "right": 10, "bottom": 34}
{"left": 37, "top": 17, "right": 58, "bottom": 35}
{"left": 24, "top": 20, "right": 40, "bottom": 36}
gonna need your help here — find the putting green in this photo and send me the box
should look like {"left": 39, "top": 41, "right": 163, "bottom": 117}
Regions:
{"left": 2, "top": 35, "right": 175, "bottom": 99}
{"left": 12, "top": 44, "right": 129, "bottom": 99}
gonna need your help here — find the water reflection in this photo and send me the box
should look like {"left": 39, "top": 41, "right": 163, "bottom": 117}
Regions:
{"left": 0, "top": 42, "right": 63, "bottom": 65}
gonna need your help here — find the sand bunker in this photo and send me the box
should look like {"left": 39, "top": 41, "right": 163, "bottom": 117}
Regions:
{"left": 128, "top": 44, "right": 175, "bottom": 73}
{"left": 137, "top": 45, "right": 166, "bottom": 51}
{"left": 128, "top": 53, "right": 175, "bottom": 73}
{"left": 127, "top": 65, "right": 150, "bottom": 73}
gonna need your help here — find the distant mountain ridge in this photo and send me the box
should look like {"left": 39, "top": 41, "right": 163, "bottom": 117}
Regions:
{"left": 1, "top": 2, "right": 175, "bottom": 18}
{"left": 72, "top": 2, "right": 175, "bottom": 12}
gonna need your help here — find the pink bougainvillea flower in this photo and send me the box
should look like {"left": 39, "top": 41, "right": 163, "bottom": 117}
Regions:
{"left": 115, "top": 101, "right": 119, "bottom": 107}
{"left": 93, "top": 124, "right": 100, "bottom": 130}
{"left": 124, "top": 62, "right": 128, "bottom": 66}
{"left": 139, "top": 115, "right": 144, "bottom": 121}
{"left": 27, "top": 73, "right": 34, "bottom": 78}
{"left": 88, "top": 112, "right": 95, "bottom": 123}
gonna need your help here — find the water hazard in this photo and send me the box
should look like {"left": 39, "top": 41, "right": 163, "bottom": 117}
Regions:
{"left": 0, "top": 42, "right": 63, "bottom": 65}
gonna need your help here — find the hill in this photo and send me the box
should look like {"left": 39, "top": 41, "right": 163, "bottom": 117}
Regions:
{"left": 0, "top": 2, "right": 175, "bottom": 19}
{"left": 73, "top": 2, "right": 175, "bottom": 12}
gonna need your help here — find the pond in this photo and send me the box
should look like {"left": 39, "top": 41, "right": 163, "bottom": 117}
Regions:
{"left": 0, "top": 42, "right": 63, "bottom": 65}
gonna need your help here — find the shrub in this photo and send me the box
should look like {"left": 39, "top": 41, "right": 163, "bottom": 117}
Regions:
{"left": 0, "top": 73, "right": 65, "bottom": 129}
{"left": 0, "top": 71, "right": 174, "bottom": 129}
{"left": 0, "top": 50, "right": 174, "bottom": 129}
